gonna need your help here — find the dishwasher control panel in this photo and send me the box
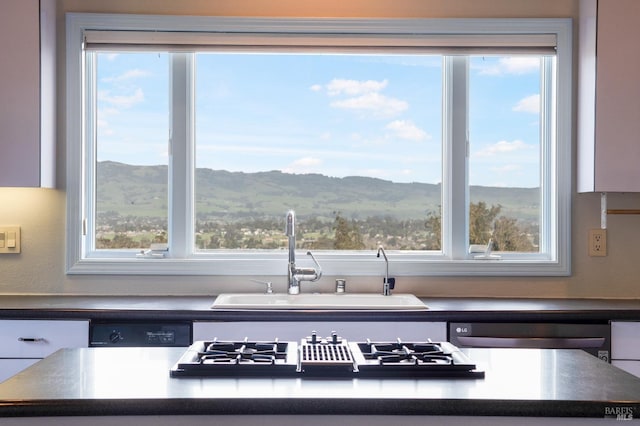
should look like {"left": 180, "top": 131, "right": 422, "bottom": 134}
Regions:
{"left": 90, "top": 321, "right": 192, "bottom": 347}
{"left": 449, "top": 322, "right": 610, "bottom": 362}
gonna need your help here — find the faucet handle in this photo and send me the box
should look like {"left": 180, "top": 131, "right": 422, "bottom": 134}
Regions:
{"left": 305, "top": 251, "right": 323, "bottom": 281}
{"left": 384, "top": 277, "right": 395, "bottom": 290}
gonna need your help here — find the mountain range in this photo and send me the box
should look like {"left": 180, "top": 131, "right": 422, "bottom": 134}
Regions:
{"left": 96, "top": 161, "right": 540, "bottom": 223}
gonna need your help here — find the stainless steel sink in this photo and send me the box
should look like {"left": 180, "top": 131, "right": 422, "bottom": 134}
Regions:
{"left": 211, "top": 293, "right": 427, "bottom": 311}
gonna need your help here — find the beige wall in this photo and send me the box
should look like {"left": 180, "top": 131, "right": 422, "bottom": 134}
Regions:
{"left": 2, "top": 0, "right": 640, "bottom": 298}
{"left": 58, "top": 0, "right": 579, "bottom": 19}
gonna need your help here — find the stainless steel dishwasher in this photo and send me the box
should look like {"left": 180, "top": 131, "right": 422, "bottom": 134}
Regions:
{"left": 449, "top": 322, "right": 610, "bottom": 362}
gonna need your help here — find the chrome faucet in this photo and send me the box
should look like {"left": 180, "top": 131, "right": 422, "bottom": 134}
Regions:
{"left": 285, "top": 210, "right": 322, "bottom": 295}
{"left": 376, "top": 245, "right": 395, "bottom": 296}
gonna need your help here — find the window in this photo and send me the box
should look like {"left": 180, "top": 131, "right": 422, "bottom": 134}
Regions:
{"left": 66, "top": 14, "right": 572, "bottom": 276}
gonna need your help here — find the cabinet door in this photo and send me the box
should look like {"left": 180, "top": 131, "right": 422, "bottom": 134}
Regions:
{"left": 611, "top": 321, "right": 640, "bottom": 360}
{"left": 593, "top": 0, "right": 640, "bottom": 191}
{"left": 579, "top": 0, "right": 640, "bottom": 192}
{"left": 0, "top": 320, "right": 89, "bottom": 358}
{"left": 193, "top": 321, "right": 447, "bottom": 342}
{"left": 0, "top": 0, "right": 55, "bottom": 187}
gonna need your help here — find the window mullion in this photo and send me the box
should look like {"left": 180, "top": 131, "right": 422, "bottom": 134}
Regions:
{"left": 539, "top": 56, "right": 556, "bottom": 257}
{"left": 168, "top": 53, "right": 195, "bottom": 258}
{"left": 443, "top": 56, "right": 469, "bottom": 260}
{"left": 84, "top": 52, "right": 97, "bottom": 254}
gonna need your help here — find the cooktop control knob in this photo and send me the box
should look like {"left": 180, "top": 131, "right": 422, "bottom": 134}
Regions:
{"left": 108, "top": 330, "right": 123, "bottom": 344}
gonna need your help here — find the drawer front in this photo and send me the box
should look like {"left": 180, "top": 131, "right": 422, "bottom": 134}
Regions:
{"left": 193, "top": 321, "right": 447, "bottom": 342}
{"left": 611, "top": 321, "right": 640, "bottom": 359}
{"left": 0, "top": 320, "right": 89, "bottom": 358}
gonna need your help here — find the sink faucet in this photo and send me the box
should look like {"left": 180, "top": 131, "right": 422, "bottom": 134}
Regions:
{"left": 285, "top": 210, "right": 322, "bottom": 295}
{"left": 376, "top": 245, "right": 395, "bottom": 296}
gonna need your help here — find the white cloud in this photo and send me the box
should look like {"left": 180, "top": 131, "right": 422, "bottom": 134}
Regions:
{"left": 98, "top": 88, "right": 145, "bottom": 108}
{"left": 477, "top": 57, "right": 540, "bottom": 76}
{"left": 98, "top": 107, "right": 121, "bottom": 117}
{"left": 330, "top": 92, "right": 408, "bottom": 117}
{"left": 385, "top": 120, "right": 429, "bottom": 141}
{"left": 283, "top": 156, "right": 323, "bottom": 174}
{"left": 325, "top": 78, "right": 388, "bottom": 96}
{"left": 474, "top": 140, "right": 530, "bottom": 157}
{"left": 490, "top": 164, "right": 522, "bottom": 173}
{"left": 97, "top": 119, "right": 114, "bottom": 136}
{"left": 102, "top": 69, "right": 151, "bottom": 83}
{"left": 312, "top": 78, "right": 407, "bottom": 118}
{"left": 513, "top": 94, "right": 540, "bottom": 114}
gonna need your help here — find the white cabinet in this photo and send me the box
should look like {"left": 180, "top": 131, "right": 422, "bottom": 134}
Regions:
{"left": 611, "top": 321, "right": 640, "bottom": 377}
{"left": 0, "top": 0, "right": 55, "bottom": 188}
{"left": 193, "top": 321, "right": 447, "bottom": 342}
{"left": 578, "top": 0, "right": 640, "bottom": 192}
{"left": 0, "top": 320, "right": 89, "bottom": 382}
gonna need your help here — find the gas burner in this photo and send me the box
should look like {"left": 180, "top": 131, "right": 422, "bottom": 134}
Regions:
{"left": 351, "top": 339, "right": 483, "bottom": 377}
{"left": 358, "top": 340, "right": 457, "bottom": 366}
{"left": 198, "top": 340, "right": 287, "bottom": 364}
{"left": 170, "top": 335, "right": 484, "bottom": 378}
{"left": 171, "top": 339, "right": 299, "bottom": 376}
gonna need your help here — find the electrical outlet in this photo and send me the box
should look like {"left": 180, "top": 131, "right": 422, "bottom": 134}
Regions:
{"left": 589, "top": 229, "right": 607, "bottom": 257}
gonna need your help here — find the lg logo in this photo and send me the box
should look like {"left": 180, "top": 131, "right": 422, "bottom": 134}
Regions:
{"left": 456, "top": 327, "right": 469, "bottom": 334}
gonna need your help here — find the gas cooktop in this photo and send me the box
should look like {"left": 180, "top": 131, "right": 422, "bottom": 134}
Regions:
{"left": 170, "top": 332, "right": 484, "bottom": 378}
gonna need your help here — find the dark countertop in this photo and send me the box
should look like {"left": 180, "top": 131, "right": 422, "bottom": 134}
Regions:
{"left": 1, "top": 295, "right": 640, "bottom": 322}
{"left": 0, "top": 346, "right": 639, "bottom": 419}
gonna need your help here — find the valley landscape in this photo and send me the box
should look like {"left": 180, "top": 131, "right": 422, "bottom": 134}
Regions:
{"left": 96, "top": 161, "right": 540, "bottom": 251}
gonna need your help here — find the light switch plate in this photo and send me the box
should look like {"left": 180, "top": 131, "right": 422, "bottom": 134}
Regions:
{"left": 0, "top": 226, "right": 21, "bottom": 254}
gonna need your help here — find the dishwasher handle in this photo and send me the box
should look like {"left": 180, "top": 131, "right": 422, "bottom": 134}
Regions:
{"left": 456, "top": 336, "right": 606, "bottom": 349}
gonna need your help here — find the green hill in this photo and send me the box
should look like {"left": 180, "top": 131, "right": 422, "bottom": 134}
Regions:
{"left": 96, "top": 161, "right": 539, "bottom": 223}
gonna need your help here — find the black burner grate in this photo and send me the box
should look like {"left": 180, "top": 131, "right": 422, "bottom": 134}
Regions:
{"left": 359, "top": 341, "right": 454, "bottom": 365}
{"left": 198, "top": 340, "right": 288, "bottom": 364}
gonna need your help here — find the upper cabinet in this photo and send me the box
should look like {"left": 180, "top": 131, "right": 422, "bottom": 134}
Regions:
{"left": 0, "top": 0, "right": 55, "bottom": 188}
{"left": 578, "top": 0, "right": 640, "bottom": 193}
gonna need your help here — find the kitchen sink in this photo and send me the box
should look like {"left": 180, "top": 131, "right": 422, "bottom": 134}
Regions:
{"left": 211, "top": 293, "right": 427, "bottom": 311}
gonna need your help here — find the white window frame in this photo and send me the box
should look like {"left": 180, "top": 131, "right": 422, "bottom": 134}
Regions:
{"left": 65, "top": 13, "right": 572, "bottom": 277}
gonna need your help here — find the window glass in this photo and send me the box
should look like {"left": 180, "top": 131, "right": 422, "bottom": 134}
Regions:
{"left": 194, "top": 53, "right": 443, "bottom": 251}
{"left": 468, "top": 55, "right": 544, "bottom": 253}
{"left": 95, "top": 52, "right": 169, "bottom": 249}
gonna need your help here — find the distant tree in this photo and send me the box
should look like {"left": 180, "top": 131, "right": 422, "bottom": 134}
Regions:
{"left": 223, "top": 227, "right": 241, "bottom": 249}
{"left": 308, "top": 236, "right": 334, "bottom": 250}
{"left": 112, "top": 233, "right": 137, "bottom": 248}
{"left": 424, "top": 209, "right": 442, "bottom": 250}
{"left": 153, "top": 231, "right": 167, "bottom": 243}
{"left": 208, "top": 235, "right": 221, "bottom": 249}
{"left": 469, "top": 202, "right": 501, "bottom": 245}
{"left": 492, "top": 216, "right": 535, "bottom": 252}
{"left": 421, "top": 202, "right": 535, "bottom": 252}
{"left": 333, "top": 213, "right": 365, "bottom": 250}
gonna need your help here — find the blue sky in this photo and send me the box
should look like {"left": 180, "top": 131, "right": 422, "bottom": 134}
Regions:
{"left": 96, "top": 52, "right": 542, "bottom": 188}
